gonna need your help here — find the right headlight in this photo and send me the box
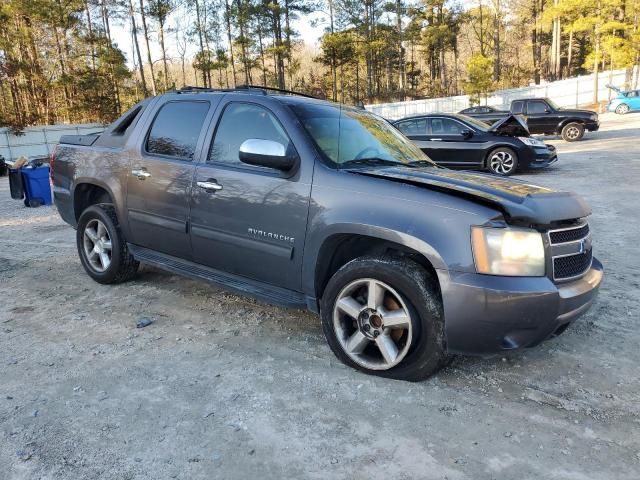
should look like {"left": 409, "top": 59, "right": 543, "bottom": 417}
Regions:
{"left": 471, "top": 226, "right": 545, "bottom": 276}
{"left": 517, "top": 136, "right": 545, "bottom": 147}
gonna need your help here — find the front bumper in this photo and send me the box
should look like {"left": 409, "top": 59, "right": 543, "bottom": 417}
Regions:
{"left": 521, "top": 144, "right": 558, "bottom": 169}
{"left": 437, "top": 257, "right": 603, "bottom": 355}
{"left": 585, "top": 120, "right": 600, "bottom": 131}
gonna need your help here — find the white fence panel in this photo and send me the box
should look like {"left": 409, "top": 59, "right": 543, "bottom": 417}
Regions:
{"left": 366, "top": 67, "right": 638, "bottom": 120}
{"left": 0, "top": 124, "right": 104, "bottom": 161}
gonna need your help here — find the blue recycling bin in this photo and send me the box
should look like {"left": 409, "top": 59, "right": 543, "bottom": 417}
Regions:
{"left": 21, "top": 165, "right": 52, "bottom": 207}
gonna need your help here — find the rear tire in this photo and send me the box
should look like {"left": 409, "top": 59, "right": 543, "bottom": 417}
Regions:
{"left": 615, "top": 104, "right": 630, "bottom": 115}
{"left": 561, "top": 122, "right": 584, "bottom": 142}
{"left": 487, "top": 147, "right": 518, "bottom": 176}
{"left": 76, "top": 204, "right": 139, "bottom": 284}
{"left": 320, "top": 255, "right": 448, "bottom": 381}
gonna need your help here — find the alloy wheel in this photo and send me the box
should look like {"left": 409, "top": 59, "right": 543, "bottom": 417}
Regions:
{"left": 83, "top": 219, "right": 112, "bottom": 272}
{"left": 616, "top": 104, "right": 629, "bottom": 114}
{"left": 489, "top": 151, "right": 515, "bottom": 175}
{"left": 332, "top": 278, "right": 413, "bottom": 370}
{"left": 565, "top": 126, "right": 581, "bottom": 140}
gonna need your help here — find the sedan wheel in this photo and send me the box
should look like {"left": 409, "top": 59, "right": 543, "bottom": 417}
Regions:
{"left": 332, "top": 278, "right": 413, "bottom": 370}
{"left": 488, "top": 149, "right": 517, "bottom": 175}
{"left": 83, "top": 218, "right": 112, "bottom": 272}
{"left": 616, "top": 104, "right": 629, "bottom": 115}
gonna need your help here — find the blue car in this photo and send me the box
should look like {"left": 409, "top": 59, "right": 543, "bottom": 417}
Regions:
{"left": 607, "top": 84, "right": 640, "bottom": 114}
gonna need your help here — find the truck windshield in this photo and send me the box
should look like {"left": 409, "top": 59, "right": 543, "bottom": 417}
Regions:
{"left": 545, "top": 98, "right": 561, "bottom": 110}
{"left": 289, "top": 102, "right": 435, "bottom": 168}
{"left": 456, "top": 114, "right": 492, "bottom": 131}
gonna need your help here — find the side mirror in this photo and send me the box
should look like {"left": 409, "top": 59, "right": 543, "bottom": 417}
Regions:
{"left": 239, "top": 139, "right": 296, "bottom": 171}
{"left": 461, "top": 129, "right": 474, "bottom": 139}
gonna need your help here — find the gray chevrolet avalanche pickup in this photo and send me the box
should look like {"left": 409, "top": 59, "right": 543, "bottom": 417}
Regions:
{"left": 52, "top": 87, "right": 603, "bottom": 381}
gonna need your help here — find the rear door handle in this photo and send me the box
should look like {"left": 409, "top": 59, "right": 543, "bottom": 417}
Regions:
{"left": 131, "top": 168, "right": 151, "bottom": 180}
{"left": 197, "top": 180, "right": 223, "bottom": 192}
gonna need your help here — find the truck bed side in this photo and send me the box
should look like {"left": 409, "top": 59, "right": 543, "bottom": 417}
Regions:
{"left": 52, "top": 98, "right": 155, "bottom": 229}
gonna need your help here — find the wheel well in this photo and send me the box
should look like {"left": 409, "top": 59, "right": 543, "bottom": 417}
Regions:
{"left": 314, "top": 234, "right": 439, "bottom": 300}
{"left": 73, "top": 183, "right": 113, "bottom": 221}
{"left": 559, "top": 119, "right": 585, "bottom": 131}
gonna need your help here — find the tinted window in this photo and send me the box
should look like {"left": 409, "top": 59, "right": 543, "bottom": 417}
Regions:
{"left": 628, "top": 90, "right": 639, "bottom": 97}
{"left": 146, "top": 101, "right": 210, "bottom": 160}
{"left": 113, "top": 106, "right": 142, "bottom": 135}
{"left": 512, "top": 101, "right": 524, "bottom": 114}
{"left": 527, "top": 101, "right": 548, "bottom": 114}
{"left": 396, "top": 118, "right": 427, "bottom": 135}
{"left": 430, "top": 118, "right": 464, "bottom": 135}
{"left": 209, "top": 103, "right": 292, "bottom": 166}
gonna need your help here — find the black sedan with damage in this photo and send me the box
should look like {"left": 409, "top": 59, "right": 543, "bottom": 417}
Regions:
{"left": 393, "top": 114, "right": 557, "bottom": 176}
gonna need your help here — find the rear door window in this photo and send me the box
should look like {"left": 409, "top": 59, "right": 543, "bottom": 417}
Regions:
{"left": 145, "top": 101, "right": 210, "bottom": 160}
{"left": 511, "top": 101, "right": 524, "bottom": 114}
{"left": 396, "top": 119, "right": 427, "bottom": 135}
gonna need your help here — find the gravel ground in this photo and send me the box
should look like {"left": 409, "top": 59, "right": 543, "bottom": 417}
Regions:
{"left": 1, "top": 113, "right": 639, "bottom": 480}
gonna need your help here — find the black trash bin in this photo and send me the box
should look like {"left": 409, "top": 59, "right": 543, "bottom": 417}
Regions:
{"left": 0, "top": 156, "right": 7, "bottom": 177}
{"left": 9, "top": 168, "right": 25, "bottom": 200}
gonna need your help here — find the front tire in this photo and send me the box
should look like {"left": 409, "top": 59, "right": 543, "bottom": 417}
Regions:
{"left": 561, "top": 122, "right": 584, "bottom": 141}
{"left": 615, "top": 104, "right": 630, "bottom": 115}
{"left": 76, "top": 204, "right": 139, "bottom": 284}
{"left": 320, "top": 255, "right": 448, "bottom": 381}
{"left": 487, "top": 147, "right": 518, "bottom": 176}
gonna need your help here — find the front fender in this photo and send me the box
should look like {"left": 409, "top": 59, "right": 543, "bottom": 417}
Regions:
{"left": 556, "top": 118, "right": 585, "bottom": 132}
{"left": 301, "top": 167, "right": 500, "bottom": 297}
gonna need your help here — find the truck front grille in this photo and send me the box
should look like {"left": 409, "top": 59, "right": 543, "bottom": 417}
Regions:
{"left": 549, "top": 223, "right": 589, "bottom": 244}
{"left": 553, "top": 250, "right": 593, "bottom": 280}
{"left": 548, "top": 223, "right": 592, "bottom": 281}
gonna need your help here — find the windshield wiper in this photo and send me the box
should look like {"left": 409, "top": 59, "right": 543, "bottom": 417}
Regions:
{"left": 407, "top": 160, "right": 438, "bottom": 168}
{"left": 341, "top": 158, "right": 401, "bottom": 168}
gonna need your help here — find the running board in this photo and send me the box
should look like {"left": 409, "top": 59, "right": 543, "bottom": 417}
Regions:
{"left": 128, "top": 244, "right": 308, "bottom": 309}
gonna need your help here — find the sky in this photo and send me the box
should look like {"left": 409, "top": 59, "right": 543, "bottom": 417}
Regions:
{"left": 110, "top": 9, "right": 328, "bottom": 70}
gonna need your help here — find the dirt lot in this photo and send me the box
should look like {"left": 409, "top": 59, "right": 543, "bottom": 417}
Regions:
{"left": 1, "top": 113, "right": 639, "bottom": 480}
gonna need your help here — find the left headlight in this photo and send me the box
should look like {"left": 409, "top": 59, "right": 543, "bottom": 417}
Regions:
{"left": 471, "top": 226, "right": 545, "bottom": 276}
{"left": 517, "top": 136, "right": 545, "bottom": 147}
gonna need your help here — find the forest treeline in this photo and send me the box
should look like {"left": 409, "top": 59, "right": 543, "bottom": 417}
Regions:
{"left": 1, "top": 0, "right": 639, "bottom": 129}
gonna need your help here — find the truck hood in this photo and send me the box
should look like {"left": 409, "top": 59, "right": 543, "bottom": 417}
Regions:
{"left": 557, "top": 108, "right": 597, "bottom": 116}
{"left": 348, "top": 167, "right": 591, "bottom": 225}
{"left": 489, "top": 115, "right": 530, "bottom": 137}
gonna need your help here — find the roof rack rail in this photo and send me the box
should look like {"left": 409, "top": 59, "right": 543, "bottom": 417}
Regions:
{"left": 172, "top": 85, "right": 319, "bottom": 99}
{"left": 174, "top": 86, "right": 236, "bottom": 94}
{"left": 235, "top": 84, "right": 318, "bottom": 99}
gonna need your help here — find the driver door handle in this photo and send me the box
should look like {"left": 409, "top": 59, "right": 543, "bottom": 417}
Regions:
{"left": 197, "top": 180, "right": 223, "bottom": 192}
